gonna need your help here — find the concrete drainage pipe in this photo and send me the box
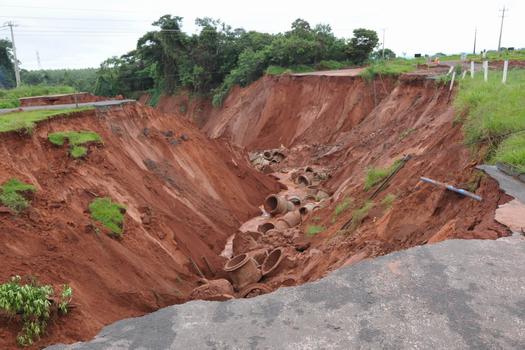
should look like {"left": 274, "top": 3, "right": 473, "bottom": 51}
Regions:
{"left": 224, "top": 254, "right": 262, "bottom": 290}
{"left": 299, "top": 203, "right": 320, "bottom": 216}
{"left": 297, "top": 173, "right": 314, "bottom": 186}
{"left": 257, "top": 222, "right": 275, "bottom": 234}
{"left": 264, "top": 195, "right": 294, "bottom": 215}
{"left": 261, "top": 248, "right": 285, "bottom": 277}
{"left": 238, "top": 283, "right": 273, "bottom": 298}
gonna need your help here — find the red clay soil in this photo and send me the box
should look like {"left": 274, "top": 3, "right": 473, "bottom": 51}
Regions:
{"left": 200, "top": 74, "right": 510, "bottom": 283}
{"left": 0, "top": 104, "right": 279, "bottom": 349}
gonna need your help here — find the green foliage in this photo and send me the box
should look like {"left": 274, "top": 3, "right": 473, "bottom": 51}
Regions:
{"left": 96, "top": 15, "right": 377, "bottom": 103}
{"left": 381, "top": 194, "right": 396, "bottom": 209}
{"left": 370, "top": 48, "right": 396, "bottom": 60}
{"left": 350, "top": 201, "right": 374, "bottom": 230}
{"left": 360, "top": 59, "right": 416, "bottom": 80}
{"left": 20, "top": 68, "right": 97, "bottom": 93}
{"left": 305, "top": 225, "right": 325, "bottom": 237}
{"left": 0, "top": 39, "right": 16, "bottom": 89}
{"left": 0, "top": 107, "right": 93, "bottom": 133}
{"left": 89, "top": 197, "right": 126, "bottom": 236}
{"left": 347, "top": 28, "right": 379, "bottom": 65}
{"left": 70, "top": 146, "right": 87, "bottom": 158}
{"left": 0, "top": 276, "right": 72, "bottom": 347}
{"left": 364, "top": 160, "right": 401, "bottom": 191}
{"left": 455, "top": 69, "right": 525, "bottom": 169}
{"left": 0, "top": 178, "right": 36, "bottom": 212}
{"left": 48, "top": 131, "right": 101, "bottom": 158}
{"left": 316, "top": 60, "right": 346, "bottom": 70}
{"left": 334, "top": 196, "right": 352, "bottom": 217}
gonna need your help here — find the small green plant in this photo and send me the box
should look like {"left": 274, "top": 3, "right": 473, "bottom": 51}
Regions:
{"left": 364, "top": 160, "right": 401, "bottom": 191}
{"left": 89, "top": 197, "right": 126, "bottom": 236}
{"left": 399, "top": 128, "right": 415, "bottom": 140}
{"left": 48, "top": 130, "right": 102, "bottom": 158}
{"left": 381, "top": 193, "right": 396, "bottom": 209}
{"left": 332, "top": 196, "right": 352, "bottom": 222}
{"left": 0, "top": 178, "right": 36, "bottom": 212}
{"left": 305, "top": 225, "right": 325, "bottom": 237}
{"left": 0, "top": 276, "right": 73, "bottom": 347}
{"left": 350, "top": 201, "right": 374, "bottom": 230}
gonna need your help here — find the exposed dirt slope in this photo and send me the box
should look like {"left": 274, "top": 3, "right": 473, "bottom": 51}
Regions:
{"left": 0, "top": 104, "right": 279, "bottom": 349}
{"left": 199, "top": 74, "right": 509, "bottom": 284}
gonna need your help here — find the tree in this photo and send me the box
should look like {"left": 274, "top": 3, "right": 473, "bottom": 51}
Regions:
{"left": 347, "top": 28, "right": 379, "bottom": 65}
{"left": 0, "top": 39, "right": 15, "bottom": 89}
{"left": 370, "top": 48, "right": 396, "bottom": 60}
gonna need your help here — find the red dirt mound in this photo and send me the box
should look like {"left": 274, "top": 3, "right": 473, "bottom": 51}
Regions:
{"left": 0, "top": 104, "right": 279, "bottom": 349}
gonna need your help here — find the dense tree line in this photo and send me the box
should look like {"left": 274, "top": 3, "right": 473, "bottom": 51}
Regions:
{"left": 20, "top": 68, "right": 98, "bottom": 93}
{"left": 94, "top": 16, "right": 380, "bottom": 105}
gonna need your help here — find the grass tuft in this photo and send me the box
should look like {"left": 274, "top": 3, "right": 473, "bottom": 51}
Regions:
{"left": 364, "top": 160, "right": 401, "bottom": 191}
{"left": 360, "top": 59, "right": 416, "bottom": 81}
{"left": 333, "top": 196, "right": 352, "bottom": 218}
{"left": 350, "top": 201, "right": 374, "bottom": 230}
{"left": 48, "top": 130, "right": 102, "bottom": 158}
{"left": 305, "top": 225, "right": 325, "bottom": 237}
{"left": 381, "top": 194, "right": 396, "bottom": 209}
{"left": 0, "top": 178, "right": 36, "bottom": 212}
{"left": 89, "top": 197, "right": 126, "bottom": 237}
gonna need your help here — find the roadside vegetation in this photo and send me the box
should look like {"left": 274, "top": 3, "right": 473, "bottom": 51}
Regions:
{"left": 0, "top": 276, "right": 72, "bottom": 347}
{"left": 455, "top": 69, "right": 525, "bottom": 172}
{"left": 360, "top": 59, "right": 417, "bottom": 80}
{"left": 89, "top": 197, "right": 126, "bottom": 237}
{"left": 48, "top": 131, "right": 103, "bottom": 158}
{"left": 0, "top": 178, "right": 36, "bottom": 212}
{"left": 0, "top": 107, "right": 93, "bottom": 134}
{"left": 0, "top": 85, "right": 75, "bottom": 108}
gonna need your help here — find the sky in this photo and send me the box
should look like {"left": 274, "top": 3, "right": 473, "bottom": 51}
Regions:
{"left": 0, "top": 0, "right": 523, "bottom": 70}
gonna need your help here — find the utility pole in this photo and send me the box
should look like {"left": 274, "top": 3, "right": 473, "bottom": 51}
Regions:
{"left": 473, "top": 27, "right": 477, "bottom": 54}
{"left": 6, "top": 22, "right": 21, "bottom": 87}
{"left": 36, "top": 51, "right": 42, "bottom": 70}
{"left": 382, "top": 28, "right": 386, "bottom": 59}
{"left": 498, "top": 6, "right": 507, "bottom": 51}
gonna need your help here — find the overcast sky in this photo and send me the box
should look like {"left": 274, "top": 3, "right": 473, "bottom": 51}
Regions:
{"left": 0, "top": 0, "right": 523, "bottom": 70}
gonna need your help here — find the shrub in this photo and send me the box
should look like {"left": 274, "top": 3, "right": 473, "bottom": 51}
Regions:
{"left": 0, "top": 276, "right": 72, "bottom": 347}
{"left": 350, "top": 201, "right": 374, "bottom": 230}
{"left": 334, "top": 196, "right": 352, "bottom": 218}
{"left": 0, "top": 178, "right": 36, "bottom": 212}
{"left": 305, "top": 225, "right": 325, "bottom": 237}
{"left": 89, "top": 197, "right": 126, "bottom": 236}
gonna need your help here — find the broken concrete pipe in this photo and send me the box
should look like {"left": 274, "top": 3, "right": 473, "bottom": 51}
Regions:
{"left": 261, "top": 248, "right": 285, "bottom": 277}
{"left": 247, "top": 248, "right": 269, "bottom": 266}
{"left": 257, "top": 222, "right": 275, "bottom": 234}
{"left": 264, "top": 195, "right": 294, "bottom": 215}
{"left": 238, "top": 283, "right": 273, "bottom": 298}
{"left": 275, "top": 210, "right": 302, "bottom": 230}
{"left": 316, "top": 190, "right": 330, "bottom": 201}
{"left": 189, "top": 279, "right": 235, "bottom": 301}
{"left": 263, "top": 151, "right": 273, "bottom": 160}
{"left": 232, "top": 232, "right": 258, "bottom": 256}
{"left": 299, "top": 203, "right": 320, "bottom": 216}
{"left": 287, "top": 195, "right": 302, "bottom": 206}
{"left": 224, "top": 254, "right": 262, "bottom": 290}
{"left": 297, "top": 173, "right": 314, "bottom": 186}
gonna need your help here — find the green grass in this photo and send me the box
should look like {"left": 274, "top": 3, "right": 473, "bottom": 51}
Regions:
{"left": 364, "top": 160, "right": 402, "bottom": 191}
{"left": 0, "top": 107, "right": 94, "bottom": 134}
{"left": 265, "top": 64, "right": 315, "bottom": 75}
{"left": 0, "top": 178, "right": 36, "bottom": 212}
{"left": 360, "top": 59, "right": 417, "bottom": 80}
{"left": 305, "top": 225, "right": 325, "bottom": 237}
{"left": 334, "top": 196, "right": 352, "bottom": 218}
{"left": 350, "top": 201, "right": 374, "bottom": 230}
{"left": 70, "top": 146, "right": 88, "bottom": 158}
{"left": 89, "top": 197, "right": 126, "bottom": 236}
{"left": 381, "top": 194, "right": 396, "bottom": 209}
{"left": 48, "top": 130, "right": 102, "bottom": 158}
{"left": 0, "top": 85, "right": 75, "bottom": 108}
{"left": 455, "top": 69, "right": 525, "bottom": 170}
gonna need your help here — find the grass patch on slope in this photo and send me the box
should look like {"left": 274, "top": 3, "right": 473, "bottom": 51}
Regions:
{"left": 89, "top": 197, "right": 126, "bottom": 237}
{"left": 455, "top": 69, "right": 525, "bottom": 171}
{"left": 360, "top": 59, "right": 417, "bottom": 80}
{"left": 0, "top": 107, "right": 93, "bottom": 134}
{"left": 48, "top": 131, "right": 102, "bottom": 158}
{"left": 364, "top": 160, "right": 402, "bottom": 191}
{"left": 0, "top": 178, "right": 36, "bottom": 212}
{"left": 0, "top": 85, "right": 75, "bottom": 108}
{"left": 349, "top": 201, "right": 374, "bottom": 231}
{"left": 305, "top": 225, "right": 325, "bottom": 237}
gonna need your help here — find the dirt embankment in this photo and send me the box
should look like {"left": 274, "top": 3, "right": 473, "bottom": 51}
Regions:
{"left": 0, "top": 104, "right": 279, "bottom": 349}
{"left": 197, "top": 74, "right": 510, "bottom": 283}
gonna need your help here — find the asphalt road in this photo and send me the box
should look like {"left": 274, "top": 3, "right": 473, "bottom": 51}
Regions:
{"left": 0, "top": 99, "right": 135, "bottom": 115}
{"left": 47, "top": 236, "right": 525, "bottom": 350}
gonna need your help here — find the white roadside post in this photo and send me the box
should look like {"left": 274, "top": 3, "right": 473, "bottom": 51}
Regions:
{"left": 502, "top": 60, "right": 508, "bottom": 84}
{"left": 449, "top": 70, "right": 456, "bottom": 91}
{"left": 462, "top": 70, "right": 467, "bottom": 79}
{"left": 483, "top": 61, "right": 488, "bottom": 82}
{"left": 470, "top": 61, "right": 475, "bottom": 78}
